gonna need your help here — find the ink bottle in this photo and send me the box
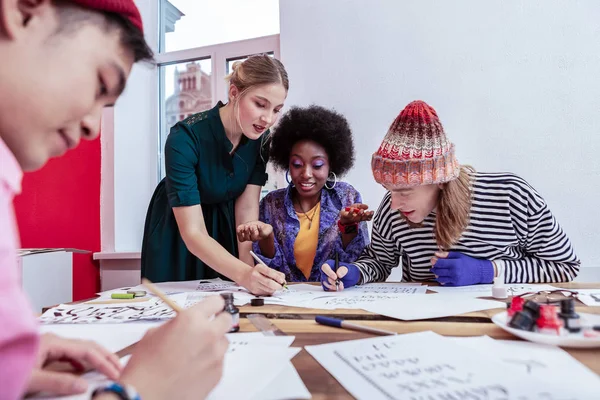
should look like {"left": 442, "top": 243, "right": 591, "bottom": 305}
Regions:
{"left": 558, "top": 298, "right": 581, "bottom": 333}
{"left": 508, "top": 300, "right": 539, "bottom": 331}
{"left": 220, "top": 292, "right": 240, "bottom": 333}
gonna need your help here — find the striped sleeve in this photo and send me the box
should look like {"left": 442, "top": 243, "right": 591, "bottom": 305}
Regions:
{"left": 499, "top": 177, "right": 580, "bottom": 283}
{"left": 354, "top": 192, "right": 401, "bottom": 283}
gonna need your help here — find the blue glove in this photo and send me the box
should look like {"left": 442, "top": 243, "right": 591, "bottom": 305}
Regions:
{"left": 431, "top": 251, "right": 494, "bottom": 286}
{"left": 320, "top": 259, "right": 361, "bottom": 291}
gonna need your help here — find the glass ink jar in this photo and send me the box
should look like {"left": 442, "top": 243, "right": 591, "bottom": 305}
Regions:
{"left": 220, "top": 292, "right": 240, "bottom": 333}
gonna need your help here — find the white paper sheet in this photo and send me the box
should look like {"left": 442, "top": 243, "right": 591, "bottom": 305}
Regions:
{"left": 306, "top": 331, "right": 593, "bottom": 399}
{"left": 360, "top": 294, "right": 504, "bottom": 320}
{"left": 428, "top": 283, "right": 559, "bottom": 297}
{"left": 252, "top": 358, "right": 312, "bottom": 400}
{"left": 39, "top": 322, "right": 162, "bottom": 353}
{"left": 32, "top": 333, "right": 308, "bottom": 400}
{"left": 450, "top": 336, "right": 600, "bottom": 389}
{"left": 226, "top": 332, "right": 296, "bottom": 349}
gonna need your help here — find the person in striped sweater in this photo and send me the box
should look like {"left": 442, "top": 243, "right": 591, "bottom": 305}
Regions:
{"left": 320, "top": 100, "right": 580, "bottom": 290}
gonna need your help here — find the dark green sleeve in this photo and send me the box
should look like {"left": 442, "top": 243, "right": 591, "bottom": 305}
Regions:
{"left": 247, "top": 133, "right": 270, "bottom": 186}
{"left": 164, "top": 122, "right": 201, "bottom": 207}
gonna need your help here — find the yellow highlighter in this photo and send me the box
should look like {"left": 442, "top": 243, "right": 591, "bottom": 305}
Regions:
{"left": 111, "top": 293, "right": 135, "bottom": 300}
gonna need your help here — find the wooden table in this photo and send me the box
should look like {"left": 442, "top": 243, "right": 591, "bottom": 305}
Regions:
{"left": 64, "top": 282, "right": 599, "bottom": 399}
{"left": 233, "top": 282, "right": 600, "bottom": 399}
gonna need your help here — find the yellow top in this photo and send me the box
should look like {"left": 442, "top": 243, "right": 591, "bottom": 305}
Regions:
{"left": 294, "top": 202, "right": 321, "bottom": 279}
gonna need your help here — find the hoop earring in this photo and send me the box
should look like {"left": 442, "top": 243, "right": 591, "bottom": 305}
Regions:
{"left": 325, "top": 172, "right": 337, "bottom": 190}
{"left": 286, "top": 170, "right": 292, "bottom": 185}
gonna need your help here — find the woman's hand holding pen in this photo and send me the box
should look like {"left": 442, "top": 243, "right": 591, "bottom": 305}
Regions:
{"left": 239, "top": 262, "right": 286, "bottom": 295}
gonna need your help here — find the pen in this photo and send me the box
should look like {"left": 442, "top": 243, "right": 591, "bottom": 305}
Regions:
{"left": 315, "top": 316, "right": 397, "bottom": 336}
{"left": 249, "top": 250, "right": 288, "bottom": 290}
{"left": 334, "top": 252, "right": 340, "bottom": 289}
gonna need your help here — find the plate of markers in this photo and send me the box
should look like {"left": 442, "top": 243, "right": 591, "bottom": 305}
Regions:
{"left": 492, "top": 296, "right": 600, "bottom": 348}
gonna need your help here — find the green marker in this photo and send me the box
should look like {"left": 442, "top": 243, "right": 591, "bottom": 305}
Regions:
{"left": 111, "top": 293, "right": 135, "bottom": 299}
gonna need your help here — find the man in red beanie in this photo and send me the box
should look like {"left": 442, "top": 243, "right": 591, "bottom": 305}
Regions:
{"left": 0, "top": 1, "right": 231, "bottom": 399}
{"left": 321, "top": 100, "right": 580, "bottom": 290}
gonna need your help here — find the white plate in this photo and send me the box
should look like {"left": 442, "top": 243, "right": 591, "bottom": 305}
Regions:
{"left": 492, "top": 311, "right": 600, "bottom": 348}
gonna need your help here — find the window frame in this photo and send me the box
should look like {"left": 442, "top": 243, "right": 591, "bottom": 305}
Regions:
{"left": 157, "top": 34, "right": 280, "bottom": 179}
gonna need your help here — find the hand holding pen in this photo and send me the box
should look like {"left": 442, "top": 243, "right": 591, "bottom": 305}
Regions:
{"left": 320, "top": 257, "right": 361, "bottom": 291}
{"left": 249, "top": 251, "right": 288, "bottom": 290}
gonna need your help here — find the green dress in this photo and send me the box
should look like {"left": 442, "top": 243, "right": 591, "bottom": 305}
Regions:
{"left": 141, "top": 102, "right": 269, "bottom": 282}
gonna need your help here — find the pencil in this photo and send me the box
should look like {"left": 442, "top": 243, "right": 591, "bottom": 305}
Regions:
{"left": 249, "top": 251, "right": 288, "bottom": 289}
{"left": 142, "top": 278, "right": 183, "bottom": 313}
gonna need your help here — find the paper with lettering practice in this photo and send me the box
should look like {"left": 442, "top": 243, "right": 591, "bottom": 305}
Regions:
{"left": 262, "top": 283, "right": 427, "bottom": 309}
{"left": 346, "top": 283, "right": 426, "bottom": 294}
{"left": 360, "top": 294, "right": 504, "bottom": 320}
{"left": 306, "top": 331, "right": 590, "bottom": 399}
{"left": 184, "top": 291, "right": 253, "bottom": 308}
{"left": 39, "top": 294, "right": 188, "bottom": 324}
{"left": 428, "top": 283, "right": 559, "bottom": 297}
{"left": 450, "top": 336, "right": 600, "bottom": 390}
{"left": 125, "top": 278, "right": 239, "bottom": 295}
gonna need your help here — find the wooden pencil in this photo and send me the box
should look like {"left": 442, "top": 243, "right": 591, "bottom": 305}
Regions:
{"left": 142, "top": 278, "right": 183, "bottom": 312}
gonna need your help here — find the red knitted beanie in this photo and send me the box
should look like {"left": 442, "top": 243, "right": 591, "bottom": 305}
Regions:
{"left": 372, "top": 100, "right": 460, "bottom": 188}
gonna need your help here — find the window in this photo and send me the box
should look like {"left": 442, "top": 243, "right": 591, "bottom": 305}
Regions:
{"left": 160, "top": 0, "right": 280, "bottom": 52}
{"left": 157, "top": 1, "right": 281, "bottom": 181}
{"left": 159, "top": 57, "right": 213, "bottom": 172}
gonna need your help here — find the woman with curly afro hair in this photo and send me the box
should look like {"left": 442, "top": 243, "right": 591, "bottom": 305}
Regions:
{"left": 237, "top": 105, "right": 373, "bottom": 282}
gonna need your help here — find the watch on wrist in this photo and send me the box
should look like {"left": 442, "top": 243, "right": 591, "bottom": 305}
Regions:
{"left": 92, "top": 382, "right": 141, "bottom": 400}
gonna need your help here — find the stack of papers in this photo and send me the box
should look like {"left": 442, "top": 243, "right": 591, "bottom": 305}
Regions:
{"left": 31, "top": 332, "right": 310, "bottom": 400}
{"left": 306, "top": 331, "right": 600, "bottom": 399}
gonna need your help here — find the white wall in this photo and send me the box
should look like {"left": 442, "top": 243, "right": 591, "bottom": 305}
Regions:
{"left": 280, "top": 0, "right": 600, "bottom": 274}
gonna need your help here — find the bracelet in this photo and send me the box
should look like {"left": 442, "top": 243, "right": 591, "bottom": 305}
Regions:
{"left": 92, "top": 382, "right": 141, "bottom": 400}
{"left": 337, "top": 220, "right": 358, "bottom": 234}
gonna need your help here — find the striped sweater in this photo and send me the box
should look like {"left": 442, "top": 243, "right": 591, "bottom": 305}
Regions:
{"left": 355, "top": 172, "right": 580, "bottom": 284}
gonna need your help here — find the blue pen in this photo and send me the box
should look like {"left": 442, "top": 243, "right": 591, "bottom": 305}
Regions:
{"left": 315, "top": 316, "right": 397, "bottom": 336}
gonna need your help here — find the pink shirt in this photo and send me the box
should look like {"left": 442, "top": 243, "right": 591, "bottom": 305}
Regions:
{"left": 0, "top": 137, "right": 39, "bottom": 399}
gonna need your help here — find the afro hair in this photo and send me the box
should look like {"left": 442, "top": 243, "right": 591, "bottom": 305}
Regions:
{"left": 269, "top": 105, "right": 355, "bottom": 177}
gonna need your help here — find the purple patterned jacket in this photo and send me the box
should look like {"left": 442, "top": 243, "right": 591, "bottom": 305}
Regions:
{"left": 253, "top": 181, "right": 370, "bottom": 282}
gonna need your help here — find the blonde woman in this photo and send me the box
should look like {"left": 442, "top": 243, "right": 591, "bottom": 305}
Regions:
{"left": 320, "top": 100, "right": 580, "bottom": 290}
{"left": 142, "top": 55, "right": 289, "bottom": 295}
